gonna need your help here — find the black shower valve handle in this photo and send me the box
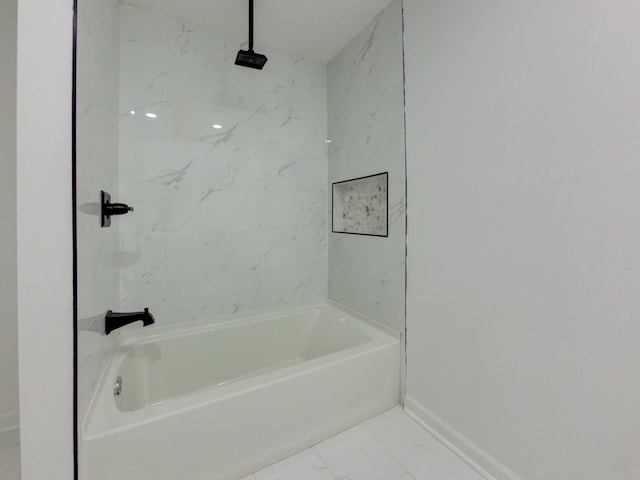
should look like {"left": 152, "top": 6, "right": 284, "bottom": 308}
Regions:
{"left": 104, "top": 202, "right": 134, "bottom": 216}
{"left": 101, "top": 190, "right": 133, "bottom": 227}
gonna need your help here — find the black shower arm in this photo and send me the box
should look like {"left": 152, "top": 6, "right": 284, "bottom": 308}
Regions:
{"left": 248, "top": 0, "right": 254, "bottom": 51}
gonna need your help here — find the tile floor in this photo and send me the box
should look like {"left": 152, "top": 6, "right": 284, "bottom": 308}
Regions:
{"left": 0, "top": 407, "right": 484, "bottom": 480}
{"left": 243, "top": 406, "right": 484, "bottom": 480}
{"left": 0, "top": 429, "right": 20, "bottom": 480}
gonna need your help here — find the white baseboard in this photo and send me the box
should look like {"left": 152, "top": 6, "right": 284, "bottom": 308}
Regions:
{"left": 0, "top": 409, "right": 19, "bottom": 434}
{"left": 404, "top": 396, "right": 523, "bottom": 480}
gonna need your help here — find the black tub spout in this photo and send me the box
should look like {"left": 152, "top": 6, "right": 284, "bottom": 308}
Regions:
{"left": 105, "top": 308, "right": 155, "bottom": 335}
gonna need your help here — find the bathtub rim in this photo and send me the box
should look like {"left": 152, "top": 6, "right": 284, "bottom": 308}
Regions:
{"left": 110, "top": 299, "right": 399, "bottom": 347}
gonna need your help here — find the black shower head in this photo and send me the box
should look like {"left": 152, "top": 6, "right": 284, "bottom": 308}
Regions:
{"left": 235, "top": 0, "right": 268, "bottom": 70}
{"left": 235, "top": 49, "right": 268, "bottom": 70}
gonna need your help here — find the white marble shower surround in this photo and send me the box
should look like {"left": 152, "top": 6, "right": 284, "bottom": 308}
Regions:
{"left": 327, "top": 0, "right": 406, "bottom": 333}
{"left": 117, "top": 4, "right": 329, "bottom": 324}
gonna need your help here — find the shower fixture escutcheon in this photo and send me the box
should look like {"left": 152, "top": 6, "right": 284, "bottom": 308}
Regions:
{"left": 101, "top": 190, "right": 134, "bottom": 227}
{"left": 113, "top": 376, "right": 122, "bottom": 396}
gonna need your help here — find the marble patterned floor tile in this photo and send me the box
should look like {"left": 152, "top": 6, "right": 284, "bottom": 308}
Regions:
{"left": 365, "top": 409, "right": 484, "bottom": 480}
{"left": 364, "top": 407, "right": 452, "bottom": 455}
{"left": 315, "top": 426, "right": 407, "bottom": 480}
{"left": 399, "top": 474, "right": 417, "bottom": 480}
{"left": 402, "top": 453, "right": 484, "bottom": 480}
{"left": 254, "top": 447, "right": 333, "bottom": 480}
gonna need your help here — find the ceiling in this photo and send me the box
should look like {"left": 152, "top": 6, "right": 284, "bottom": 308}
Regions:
{"left": 123, "top": 0, "right": 395, "bottom": 63}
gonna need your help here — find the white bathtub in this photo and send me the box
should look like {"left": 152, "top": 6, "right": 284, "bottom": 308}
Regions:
{"left": 81, "top": 302, "right": 400, "bottom": 480}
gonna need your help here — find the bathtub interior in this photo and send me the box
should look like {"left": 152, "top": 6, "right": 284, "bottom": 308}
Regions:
{"left": 81, "top": 303, "right": 400, "bottom": 480}
{"left": 112, "top": 305, "right": 373, "bottom": 412}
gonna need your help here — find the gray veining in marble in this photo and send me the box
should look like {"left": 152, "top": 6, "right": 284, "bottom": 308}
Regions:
{"left": 117, "top": 4, "right": 328, "bottom": 324}
{"left": 327, "top": 0, "right": 406, "bottom": 333}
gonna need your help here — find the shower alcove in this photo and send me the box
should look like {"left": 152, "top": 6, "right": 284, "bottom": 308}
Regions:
{"left": 75, "top": 1, "right": 406, "bottom": 478}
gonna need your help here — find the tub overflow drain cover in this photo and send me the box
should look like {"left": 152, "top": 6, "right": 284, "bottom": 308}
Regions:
{"left": 113, "top": 376, "right": 123, "bottom": 396}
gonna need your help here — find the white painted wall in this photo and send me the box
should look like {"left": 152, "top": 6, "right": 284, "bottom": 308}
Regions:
{"left": 0, "top": 0, "right": 19, "bottom": 434}
{"left": 16, "top": 0, "right": 74, "bottom": 479}
{"left": 404, "top": 1, "right": 640, "bottom": 480}
{"left": 327, "top": 0, "right": 405, "bottom": 333}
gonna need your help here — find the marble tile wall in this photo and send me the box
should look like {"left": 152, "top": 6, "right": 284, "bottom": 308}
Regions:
{"left": 327, "top": 0, "right": 406, "bottom": 333}
{"left": 75, "top": 0, "right": 121, "bottom": 419}
{"left": 117, "top": 5, "right": 328, "bottom": 324}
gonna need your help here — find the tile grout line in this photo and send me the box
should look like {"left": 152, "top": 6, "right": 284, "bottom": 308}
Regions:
{"left": 252, "top": 407, "right": 479, "bottom": 480}
{"left": 362, "top": 420, "right": 415, "bottom": 479}
{"left": 371, "top": 410, "right": 487, "bottom": 480}
{"left": 314, "top": 423, "right": 412, "bottom": 480}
